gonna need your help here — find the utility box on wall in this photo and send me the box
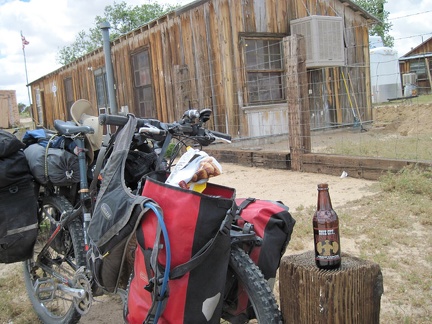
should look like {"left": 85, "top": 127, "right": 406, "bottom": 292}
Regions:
{"left": 402, "top": 73, "right": 417, "bottom": 86}
{"left": 290, "top": 15, "right": 345, "bottom": 68}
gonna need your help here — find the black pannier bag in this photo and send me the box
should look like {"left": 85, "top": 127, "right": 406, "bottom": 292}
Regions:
{"left": 0, "top": 149, "right": 33, "bottom": 187}
{"left": 124, "top": 150, "right": 158, "bottom": 191}
{"left": 0, "top": 181, "right": 38, "bottom": 263}
{"left": 0, "top": 130, "right": 26, "bottom": 157}
{"left": 24, "top": 143, "right": 80, "bottom": 186}
{"left": 0, "top": 130, "right": 32, "bottom": 187}
{"left": 0, "top": 130, "right": 38, "bottom": 264}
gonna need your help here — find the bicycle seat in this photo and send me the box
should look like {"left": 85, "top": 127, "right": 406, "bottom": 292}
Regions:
{"left": 54, "top": 120, "right": 94, "bottom": 136}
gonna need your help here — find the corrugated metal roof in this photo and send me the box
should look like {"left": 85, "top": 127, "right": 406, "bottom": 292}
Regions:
{"left": 399, "top": 52, "right": 432, "bottom": 61}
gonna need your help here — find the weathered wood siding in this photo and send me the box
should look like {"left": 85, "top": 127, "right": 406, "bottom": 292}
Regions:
{"left": 31, "top": 49, "right": 104, "bottom": 126}
{"left": 29, "top": 0, "right": 374, "bottom": 137}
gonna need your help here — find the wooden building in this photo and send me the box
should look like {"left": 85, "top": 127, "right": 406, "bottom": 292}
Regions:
{"left": 28, "top": 0, "right": 378, "bottom": 138}
{"left": 398, "top": 36, "right": 432, "bottom": 95}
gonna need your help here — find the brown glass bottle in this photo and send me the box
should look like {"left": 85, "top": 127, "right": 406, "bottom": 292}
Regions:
{"left": 313, "top": 183, "right": 341, "bottom": 269}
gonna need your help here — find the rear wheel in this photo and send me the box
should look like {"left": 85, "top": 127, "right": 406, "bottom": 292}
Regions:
{"left": 222, "top": 246, "right": 283, "bottom": 323}
{"left": 22, "top": 195, "right": 87, "bottom": 324}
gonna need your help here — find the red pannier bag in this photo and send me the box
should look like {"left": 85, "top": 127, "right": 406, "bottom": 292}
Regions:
{"left": 228, "top": 197, "right": 295, "bottom": 318}
{"left": 124, "top": 176, "right": 236, "bottom": 324}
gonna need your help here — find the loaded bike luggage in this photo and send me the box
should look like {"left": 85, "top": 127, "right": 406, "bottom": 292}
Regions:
{"left": 0, "top": 130, "right": 38, "bottom": 264}
{"left": 19, "top": 100, "right": 287, "bottom": 324}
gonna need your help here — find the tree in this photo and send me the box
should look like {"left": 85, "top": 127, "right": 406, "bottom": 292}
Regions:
{"left": 57, "top": 1, "right": 178, "bottom": 65}
{"left": 353, "top": 0, "right": 394, "bottom": 47}
{"left": 18, "top": 103, "right": 27, "bottom": 113}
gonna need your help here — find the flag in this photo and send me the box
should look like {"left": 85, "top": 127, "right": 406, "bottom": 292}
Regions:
{"left": 21, "top": 33, "right": 29, "bottom": 50}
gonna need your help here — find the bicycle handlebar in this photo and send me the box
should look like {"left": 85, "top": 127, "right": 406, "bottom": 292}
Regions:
{"left": 98, "top": 113, "right": 162, "bottom": 129}
{"left": 209, "top": 130, "right": 231, "bottom": 141}
{"left": 98, "top": 111, "right": 231, "bottom": 143}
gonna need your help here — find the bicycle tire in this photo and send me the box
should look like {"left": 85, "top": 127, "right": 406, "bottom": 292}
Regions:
{"left": 22, "top": 195, "right": 86, "bottom": 324}
{"left": 222, "top": 246, "right": 283, "bottom": 324}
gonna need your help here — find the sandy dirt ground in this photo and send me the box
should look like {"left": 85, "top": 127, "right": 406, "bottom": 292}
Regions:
{"left": 74, "top": 163, "right": 377, "bottom": 324}
{"left": 0, "top": 164, "right": 377, "bottom": 324}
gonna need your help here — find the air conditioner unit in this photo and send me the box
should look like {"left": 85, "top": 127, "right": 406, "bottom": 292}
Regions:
{"left": 402, "top": 73, "right": 417, "bottom": 86}
{"left": 290, "top": 15, "right": 345, "bottom": 68}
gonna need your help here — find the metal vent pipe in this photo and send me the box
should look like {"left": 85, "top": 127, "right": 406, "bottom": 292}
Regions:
{"left": 100, "top": 21, "right": 118, "bottom": 115}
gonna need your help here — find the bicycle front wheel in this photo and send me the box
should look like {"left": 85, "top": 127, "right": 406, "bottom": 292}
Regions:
{"left": 22, "top": 195, "right": 87, "bottom": 324}
{"left": 222, "top": 245, "right": 283, "bottom": 324}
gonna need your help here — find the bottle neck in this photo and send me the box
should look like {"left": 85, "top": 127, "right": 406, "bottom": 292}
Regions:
{"left": 317, "top": 186, "right": 333, "bottom": 210}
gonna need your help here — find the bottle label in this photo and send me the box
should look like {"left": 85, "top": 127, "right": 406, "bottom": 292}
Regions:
{"left": 314, "top": 227, "right": 341, "bottom": 261}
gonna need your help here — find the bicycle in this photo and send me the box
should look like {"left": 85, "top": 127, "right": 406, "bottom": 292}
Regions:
{"left": 22, "top": 108, "right": 283, "bottom": 323}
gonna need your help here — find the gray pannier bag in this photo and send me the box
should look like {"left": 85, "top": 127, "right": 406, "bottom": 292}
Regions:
{"left": 24, "top": 143, "right": 80, "bottom": 186}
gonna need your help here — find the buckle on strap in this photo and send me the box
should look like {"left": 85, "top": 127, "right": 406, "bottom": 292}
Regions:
{"left": 219, "top": 209, "right": 235, "bottom": 235}
{"left": 235, "top": 197, "right": 256, "bottom": 218}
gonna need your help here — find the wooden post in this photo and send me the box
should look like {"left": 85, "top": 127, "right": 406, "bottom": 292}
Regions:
{"left": 425, "top": 57, "right": 432, "bottom": 92}
{"left": 279, "top": 251, "right": 383, "bottom": 324}
{"left": 284, "top": 35, "right": 311, "bottom": 171}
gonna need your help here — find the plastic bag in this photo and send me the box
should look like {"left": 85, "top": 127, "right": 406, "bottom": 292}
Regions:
{"left": 165, "top": 148, "right": 222, "bottom": 191}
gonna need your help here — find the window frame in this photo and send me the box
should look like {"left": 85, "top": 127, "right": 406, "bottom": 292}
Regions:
{"left": 94, "top": 67, "right": 109, "bottom": 112}
{"left": 131, "top": 47, "right": 155, "bottom": 118}
{"left": 240, "top": 34, "right": 286, "bottom": 106}
{"left": 409, "top": 59, "right": 427, "bottom": 80}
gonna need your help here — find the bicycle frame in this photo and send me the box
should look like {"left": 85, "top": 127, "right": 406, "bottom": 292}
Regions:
{"left": 33, "top": 129, "right": 94, "bottom": 292}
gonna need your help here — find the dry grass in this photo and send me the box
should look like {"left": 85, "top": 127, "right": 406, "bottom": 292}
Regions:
{"left": 287, "top": 165, "right": 432, "bottom": 323}
{"left": 325, "top": 133, "right": 432, "bottom": 161}
{"left": 0, "top": 265, "right": 38, "bottom": 323}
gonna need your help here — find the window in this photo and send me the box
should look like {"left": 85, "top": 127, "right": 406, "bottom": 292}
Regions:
{"left": 94, "top": 68, "right": 109, "bottom": 111}
{"left": 410, "top": 59, "right": 426, "bottom": 79}
{"left": 64, "top": 77, "right": 74, "bottom": 120}
{"left": 94, "top": 68, "right": 114, "bottom": 134}
{"left": 132, "top": 49, "right": 155, "bottom": 118}
{"left": 35, "top": 88, "right": 44, "bottom": 123}
{"left": 244, "top": 38, "right": 284, "bottom": 104}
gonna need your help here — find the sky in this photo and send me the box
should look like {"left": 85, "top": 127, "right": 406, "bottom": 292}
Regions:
{"left": 0, "top": 0, "right": 431, "bottom": 106}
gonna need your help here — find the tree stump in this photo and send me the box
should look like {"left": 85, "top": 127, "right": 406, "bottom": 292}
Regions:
{"left": 279, "top": 251, "right": 383, "bottom": 324}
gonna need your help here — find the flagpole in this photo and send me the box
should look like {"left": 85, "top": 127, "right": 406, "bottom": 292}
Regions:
{"left": 21, "top": 30, "right": 33, "bottom": 118}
